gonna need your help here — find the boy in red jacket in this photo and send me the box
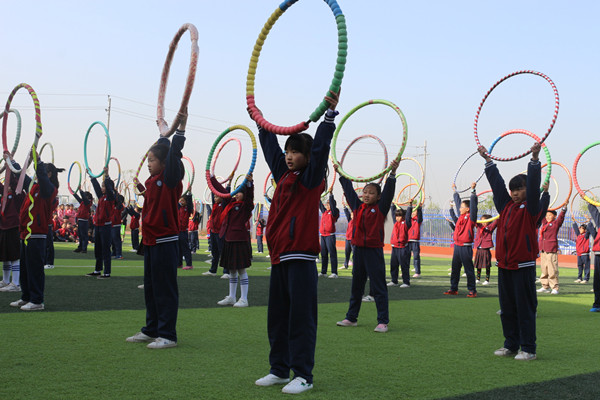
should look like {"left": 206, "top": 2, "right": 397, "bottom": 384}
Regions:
{"left": 537, "top": 206, "right": 566, "bottom": 295}
{"left": 388, "top": 204, "right": 412, "bottom": 287}
{"left": 573, "top": 221, "right": 590, "bottom": 284}
{"left": 319, "top": 194, "right": 340, "bottom": 278}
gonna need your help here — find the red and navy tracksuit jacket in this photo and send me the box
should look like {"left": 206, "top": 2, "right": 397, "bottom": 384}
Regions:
{"left": 539, "top": 208, "right": 566, "bottom": 253}
{"left": 319, "top": 194, "right": 339, "bottom": 236}
{"left": 474, "top": 220, "right": 498, "bottom": 249}
{"left": 408, "top": 207, "right": 422, "bottom": 242}
{"left": 141, "top": 134, "right": 184, "bottom": 246}
{"left": 450, "top": 190, "right": 478, "bottom": 246}
{"left": 0, "top": 176, "right": 29, "bottom": 231}
{"left": 91, "top": 176, "right": 115, "bottom": 227}
{"left": 258, "top": 117, "right": 335, "bottom": 264}
{"left": 19, "top": 162, "right": 57, "bottom": 240}
{"left": 484, "top": 159, "right": 542, "bottom": 270}
{"left": 210, "top": 176, "right": 254, "bottom": 242}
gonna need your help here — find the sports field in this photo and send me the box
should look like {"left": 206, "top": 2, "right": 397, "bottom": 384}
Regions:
{"left": 1, "top": 240, "right": 599, "bottom": 399}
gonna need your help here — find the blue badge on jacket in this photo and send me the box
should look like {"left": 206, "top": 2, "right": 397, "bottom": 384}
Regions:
{"left": 157, "top": 181, "right": 162, "bottom": 187}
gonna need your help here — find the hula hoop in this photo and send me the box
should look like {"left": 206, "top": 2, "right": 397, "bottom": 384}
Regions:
{"left": 398, "top": 157, "right": 425, "bottom": 202}
{"left": 108, "top": 157, "right": 121, "bottom": 188}
{"left": 474, "top": 70, "right": 559, "bottom": 161}
{"left": 252, "top": 202, "right": 263, "bottom": 224}
{"left": 210, "top": 137, "right": 241, "bottom": 184}
{"left": 24, "top": 144, "right": 38, "bottom": 245}
{"left": 571, "top": 188, "right": 599, "bottom": 224}
{"left": 246, "top": 0, "right": 347, "bottom": 135}
{"left": 123, "top": 183, "right": 132, "bottom": 206}
{"left": 487, "top": 129, "right": 552, "bottom": 189}
{"left": 233, "top": 173, "right": 247, "bottom": 189}
{"left": 67, "top": 161, "right": 83, "bottom": 195}
{"left": 573, "top": 141, "right": 600, "bottom": 207}
{"left": 453, "top": 151, "right": 487, "bottom": 194}
{"left": 205, "top": 125, "right": 257, "bottom": 198}
{"left": 0, "top": 108, "right": 21, "bottom": 173}
{"left": 182, "top": 155, "right": 195, "bottom": 195}
{"left": 83, "top": 121, "right": 111, "bottom": 179}
{"left": 394, "top": 182, "right": 417, "bottom": 207}
{"left": 541, "top": 162, "right": 571, "bottom": 211}
{"left": 474, "top": 189, "right": 499, "bottom": 224}
{"left": 157, "top": 23, "right": 199, "bottom": 138}
{"left": 338, "top": 134, "right": 388, "bottom": 184}
{"left": 39, "top": 142, "right": 54, "bottom": 164}
{"left": 133, "top": 150, "right": 149, "bottom": 195}
{"left": 203, "top": 185, "right": 212, "bottom": 203}
{"left": 2, "top": 83, "right": 43, "bottom": 174}
{"left": 332, "top": 99, "right": 408, "bottom": 182}
{"left": 393, "top": 172, "right": 424, "bottom": 207}
{"left": 323, "top": 157, "right": 336, "bottom": 196}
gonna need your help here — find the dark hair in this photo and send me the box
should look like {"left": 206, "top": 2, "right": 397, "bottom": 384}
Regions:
{"left": 364, "top": 182, "right": 382, "bottom": 197}
{"left": 284, "top": 133, "right": 315, "bottom": 194}
{"left": 547, "top": 210, "right": 557, "bottom": 216}
{"left": 45, "top": 163, "right": 64, "bottom": 189}
{"left": 509, "top": 174, "right": 527, "bottom": 191}
{"left": 148, "top": 143, "right": 184, "bottom": 180}
{"left": 462, "top": 199, "right": 470, "bottom": 208}
{"left": 482, "top": 214, "right": 492, "bottom": 220}
{"left": 580, "top": 224, "right": 587, "bottom": 231}
{"left": 395, "top": 208, "right": 406, "bottom": 218}
{"left": 83, "top": 191, "right": 93, "bottom": 202}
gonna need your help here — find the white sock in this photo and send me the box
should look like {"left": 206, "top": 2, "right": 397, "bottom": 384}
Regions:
{"left": 11, "top": 260, "right": 20, "bottom": 286}
{"left": 228, "top": 271, "right": 238, "bottom": 299}
{"left": 3, "top": 262, "right": 10, "bottom": 284}
{"left": 239, "top": 270, "right": 249, "bottom": 301}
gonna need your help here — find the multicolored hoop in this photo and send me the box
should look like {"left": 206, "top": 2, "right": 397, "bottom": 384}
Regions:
{"left": 398, "top": 157, "right": 425, "bottom": 202}
{"left": 541, "top": 162, "right": 571, "bottom": 211}
{"left": 157, "top": 23, "right": 199, "bottom": 138}
{"left": 133, "top": 150, "right": 149, "bottom": 195}
{"left": 573, "top": 141, "right": 600, "bottom": 207}
{"left": 108, "top": 157, "right": 121, "bottom": 188}
{"left": 0, "top": 108, "right": 21, "bottom": 173}
{"left": 338, "top": 134, "right": 388, "bottom": 184}
{"left": 393, "top": 172, "right": 424, "bottom": 207}
{"left": 83, "top": 121, "right": 111, "bottom": 179}
{"left": 246, "top": 0, "right": 347, "bottom": 135}
{"left": 487, "top": 129, "right": 552, "bottom": 188}
{"left": 475, "top": 189, "right": 500, "bottom": 224}
{"left": 474, "top": 70, "right": 560, "bottom": 161}
{"left": 453, "top": 151, "right": 486, "bottom": 194}
{"left": 39, "top": 142, "right": 54, "bottom": 164}
{"left": 2, "top": 83, "right": 43, "bottom": 174}
{"left": 571, "top": 188, "right": 599, "bottom": 224}
{"left": 210, "top": 137, "right": 242, "bottom": 184}
{"left": 332, "top": 99, "right": 408, "bottom": 182}
{"left": 24, "top": 144, "right": 38, "bottom": 245}
{"left": 182, "top": 155, "right": 195, "bottom": 195}
{"left": 205, "top": 125, "right": 257, "bottom": 198}
{"left": 67, "top": 161, "right": 83, "bottom": 195}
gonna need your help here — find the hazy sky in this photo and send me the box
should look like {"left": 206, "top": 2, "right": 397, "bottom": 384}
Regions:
{"left": 1, "top": 0, "right": 598, "bottom": 209}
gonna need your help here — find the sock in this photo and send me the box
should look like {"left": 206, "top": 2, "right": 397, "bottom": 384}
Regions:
{"left": 239, "top": 271, "right": 249, "bottom": 301}
{"left": 3, "top": 262, "right": 10, "bottom": 284}
{"left": 228, "top": 271, "right": 238, "bottom": 299}
{"left": 11, "top": 260, "right": 20, "bottom": 286}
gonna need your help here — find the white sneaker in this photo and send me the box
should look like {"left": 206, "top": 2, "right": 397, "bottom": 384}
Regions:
{"left": 328, "top": 273, "right": 338, "bottom": 279}
{"left": 336, "top": 319, "right": 358, "bottom": 327}
{"left": 318, "top": 273, "right": 327, "bottom": 277}
{"left": 400, "top": 283, "right": 410, "bottom": 288}
{"left": 126, "top": 332, "right": 155, "bottom": 343}
{"left": 574, "top": 279, "right": 582, "bottom": 283}
{"left": 476, "top": 279, "right": 481, "bottom": 284}
{"left": 462, "top": 273, "right": 467, "bottom": 277}
{"left": 202, "top": 271, "right": 217, "bottom": 276}
{"left": 44, "top": 265, "right": 54, "bottom": 270}
{"left": 221, "top": 274, "right": 230, "bottom": 279}
{"left": 130, "top": 249, "right": 138, "bottom": 252}
{"left": 581, "top": 280, "right": 588, "bottom": 284}
{"left": 233, "top": 298, "right": 249, "bottom": 308}
{"left": 387, "top": 282, "right": 399, "bottom": 287}
{"left": 362, "top": 295, "right": 374, "bottom": 302}
{"left": 9, "top": 299, "right": 27, "bottom": 308}
{"left": 282, "top": 377, "right": 313, "bottom": 394}
{"left": 514, "top": 350, "right": 536, "bottom": 361}
{"left": 137, "top": 284, "right": 145, "bottom": 289}
{"left": 0, "top": 283, "right": 20, "bottom": 292}
{"left": 412, "top": 274, "right": 421, "bottom": 278}
{"left": 255, "top": 373, "right": 290, "bottom": 386}
{"left": 536, "top": 287, "right": 551, "bottom": 293}
{"left": 551, "top": 289, "right": 559, "bottom": 295}
{"left": 20, "top": 302, "right": 44, "bottom": 311}
{"left": 482, "top": 280, "right": 490, "bottom": 286}
{"left": 217, "top": 296, "right": 236, "bottom": 306}
{"left": 496, "top": 309, "right": 502, "bottom": 315}
{"left": 0, "top": 281, "right": 9, "bottom": 288}
{"left": 348, "top": 261, "right": 353, "bottom": 266}
{"left": 494, "top": 347, "right": 517, "bottom": 357}
{"left": 147, "top": 337, "right": 177, "bottom": 349}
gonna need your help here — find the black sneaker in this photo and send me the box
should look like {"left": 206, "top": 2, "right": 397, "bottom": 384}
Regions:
{"left": 73, "top": 248, "right": 82, "bottom": 253}
{"left": 97, "top": 274, "right": 111, "bottom": 279}
{"left": 81, "top": 250, "right": 87, "bottom": 254}
{"left": 86, "top": 271, "right": 101, "bottom": 277}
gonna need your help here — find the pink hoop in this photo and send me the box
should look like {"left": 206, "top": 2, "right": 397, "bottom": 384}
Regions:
{"left": 210, "top": 137, "right": 242, "bottom": 184}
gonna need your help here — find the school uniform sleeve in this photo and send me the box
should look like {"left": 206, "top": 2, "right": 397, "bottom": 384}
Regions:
{"left": 537, "top": 191, "right": 550, "bottom": 228}
{"left": 73, "top": 191, "right": 83, "bottom": 204}
{"left": 319, "top": 200, "right": 326, "bottom": 213}
{"left": 390, "top": 203, "right": 396, "bottom": 219}
{"left": 343, "top": 206, "right": 351, "bottom": 221}
{"left": 104, "top": 176, "right": 115, "bottom": 201}
{"left": 36, "top": 162, "right": 56, "bottom": 199}
{"left": 488, "top": 219, "right": 499, "bottom": 232}
{"left": 484, "top": 161, "right": 511, "bottom": 214}
{"left": 469, "top": 190, "right": 478, "bottom": 223}
{"left": 556, "top": 206, "right": 567, "bottom": 228}
{"left": 126, "top": 206, "right": 140, "bottom": 219}
{"left": 573, "top": 222, "right": 580, "bottom": 236}
{"left": 449, "top": 207, "right": 458, "bottom": 224}
{"left": 163, "top": 131, "right": 185, "bottom": 188}
{"left": 453, "top": 191, "right": 461, "bottom": 216}
{"left": 406, "top": 205, "right": 413, "bottom": 229}
{"left": 258, "top": 127, "right": 287, "bottom": 183}
{"left": 378, "top": 175, "right": 396, "bottom": 216}
{"left": 91, "top": 177, "right": 103, "bottom": 199}
{"left": 526, "top": 159, "right": 541, "bottom": 216}
{"left": 301, "top": 115, "right": 336, "bottom": 189}
{"left": 588, "top": 204, "right": 600, "bottom": 229}
{"left": 185, "top": 193, "right": 194, "bottom": 214}
{"left": 339, "top": 174, "right": 360, "bottom": 212}
{"left": 417, "top": 206, "right": 423, "bottom": 224}
{"left": 588, "top": 220, "right": 597, "bottom": 239}
{"left": 329, "top": 194, "right": 339, "bottom": 220}
{"left": 448, "top": 220, "right": 456, "bottom": 231}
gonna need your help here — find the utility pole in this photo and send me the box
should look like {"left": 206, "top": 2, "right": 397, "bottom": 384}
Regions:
{"left": 105, "top": 95, "right": 111, "bottom": 164}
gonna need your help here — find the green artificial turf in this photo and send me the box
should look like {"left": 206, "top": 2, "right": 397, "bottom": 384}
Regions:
{"left": 1, "top": 241, "right": 599, "bottom": 399}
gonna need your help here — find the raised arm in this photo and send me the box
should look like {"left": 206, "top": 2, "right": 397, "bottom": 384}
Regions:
{"left": 525, "top": 143, "right": 541, "bottom": 216}
{"left": 329, "top": 194, "right": 340, "bottom": 219}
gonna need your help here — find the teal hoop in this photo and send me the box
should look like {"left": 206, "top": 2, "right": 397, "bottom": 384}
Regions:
{"left": 83, "top": 121, "right": 111, "bottom": 178}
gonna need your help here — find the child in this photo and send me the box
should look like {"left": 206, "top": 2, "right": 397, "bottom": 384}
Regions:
{"left": 188, "top": 210, "right": 201, "bottom": 253}
{"left": 474, "top": 215, "right": 498, "bottom": 285}
{"left": 202, "top": 191, "right": 231, "bottom": 278}
{"left": 342, "top": 207, "right": 353, "bottom": 269}
{"left": 318, "top": 193, "right": 340, "bottom": 278}
{"left": 86, "top": 168, "right": 115, "bottom": 279}
{"left": 252, "top": 90, "right": 338, "bottom": 395}
{"left": 445, "top": 183, "right": 478, "bottom": 297}
{"left": 587, "top": 205, "right": 600, "bottom": 312}
{"left": 126, "top": 204, "right": 141, "bottom": 252}
{"left": 211, "top": 175, "right": 254, "bottom": 307}
{"left": 9, "top": 160, "right": 62, "bottom": 310}
{"left": 125, "top": 116, "right": 186, "bottom": 349}
{"left": 177, "top": 193, "right": 193, "bottom": 270}
{"left": 537, "top": 206, "right": 567, "bottom": 295}
{"left": 479, "top": 143, "right": 541, "bottom": 361}
{"left": 0, "top": 161, "right": 28, "bottom": 293}
{"left": 110, "top": 194, "right": 125, "bottom": 260}
{"left": 255, "top": 217, "right": 266, "bottom": 253}
{"left": 408, "top": 203, "right": 423, "bottom": 278}
{"left": 336, "top": 159, "right": 399, "bottom": 333}
{"left": 388, "top": 204, "right": 412, "bottom": 287}
{"left": 573, "top": 221, "right": 590, "bottom": 284}
{"left": 72, "top": 189, "right": 93, "bottom": 253}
